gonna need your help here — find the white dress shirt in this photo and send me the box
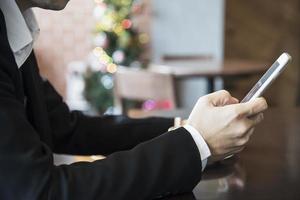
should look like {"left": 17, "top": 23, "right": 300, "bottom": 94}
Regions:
{"left": 0, "top": 0, "right": 39, "bottom": 68}
{"left": 0, "top": 0, "right": 211, "bottom": 171}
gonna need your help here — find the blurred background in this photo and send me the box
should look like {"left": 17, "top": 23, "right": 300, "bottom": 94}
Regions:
{"left": 33, "top": 0, "right": 300, "bottom": 117}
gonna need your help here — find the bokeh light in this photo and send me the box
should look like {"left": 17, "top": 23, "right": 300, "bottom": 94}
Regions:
{"left": 106, "top": 63, "right": 118, "bottom": 74}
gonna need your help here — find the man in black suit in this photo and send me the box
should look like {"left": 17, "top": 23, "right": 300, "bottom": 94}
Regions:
{"left": 0, "top": 0, "right": 268, "bottom": 199}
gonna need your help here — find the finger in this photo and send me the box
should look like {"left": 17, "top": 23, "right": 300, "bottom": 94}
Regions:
{"left": 233, "top": 97, "right": 240, "bottom": 103}
{"left": 224, "top": 97, "right": 239, "bottom": 106}
{"left": 231, "top": 147, "right": 245, "bottom": 154}
{"left": 243, "top": 113, "right": 264, "bottom": 131}
{"left": 241, "top": 115, "right": 262, "bottom": 138}
{"left": 244, "top": 127, "right": 255, "bottom": 138}
{"left": 236, "top": 128, "right": 255, "bottom": 144}
{"left": 207, "top": 90, "right": 234, "bottom": 106}
{"left": 233, "top": 97, "right": 268, "bottom": 118}
{"left": 237, "top": 115, "right": 262, "bottom": 138}
{"left": 249, "top": 113, "right": 264, "bottom": 126}
{"left": 223, "top": 147, "right": 245, "bottom": 158}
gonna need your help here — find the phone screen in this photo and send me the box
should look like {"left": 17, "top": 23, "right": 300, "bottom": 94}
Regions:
{"left": 241, "top": 61, "right": 280, "bottom": 103}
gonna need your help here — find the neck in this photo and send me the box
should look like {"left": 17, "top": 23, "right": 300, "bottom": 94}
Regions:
{"left": 16, "top": 0, "right": 33, "bottom": 12}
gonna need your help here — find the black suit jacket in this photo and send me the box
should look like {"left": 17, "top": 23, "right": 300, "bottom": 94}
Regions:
{"left": 0, "top": 10, "right": 201, "bottom": 200}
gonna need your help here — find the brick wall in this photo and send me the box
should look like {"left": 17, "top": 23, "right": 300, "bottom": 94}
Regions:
{"left": 33, "top": 0, "right": 150, "bottom": 97}
{"left": 34, "top": 0, "right": 95, "bottom": 96}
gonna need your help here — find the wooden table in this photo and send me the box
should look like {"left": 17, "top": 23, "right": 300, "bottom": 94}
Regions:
{"left": 150, "top": 59, "right": 268, "bottom": 93}
{"left": 139, "top": 108, "right": 300, "bottom": 200}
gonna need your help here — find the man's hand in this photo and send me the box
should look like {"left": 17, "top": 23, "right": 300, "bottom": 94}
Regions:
{"left": 187, "top": 90, "right": 268, "bottom": 162}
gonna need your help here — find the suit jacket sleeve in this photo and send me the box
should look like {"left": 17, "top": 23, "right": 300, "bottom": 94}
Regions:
{"left": 43, "top": 80, "right": 174, "bottom": 155}
{"left": 0, "top": 13, "right": 202, "bottom": 199}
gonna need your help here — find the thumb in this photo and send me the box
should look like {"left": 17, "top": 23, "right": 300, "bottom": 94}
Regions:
{"left": 225, "top": 97, "right": 239, "bottom": 106}
{"left": 207, "top": 90, "right": 237, "bottom": 106}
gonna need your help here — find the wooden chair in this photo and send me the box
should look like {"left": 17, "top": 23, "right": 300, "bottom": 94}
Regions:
{"left": 114, "top": 66, "right": 176, "bottom": 114}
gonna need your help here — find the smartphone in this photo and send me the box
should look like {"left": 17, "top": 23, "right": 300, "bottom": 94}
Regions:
{"left": 241, "top": 53, "right": 292, "bottom": 103}
{"left": 223, "top": 53, "right": 291, "bottom": 160}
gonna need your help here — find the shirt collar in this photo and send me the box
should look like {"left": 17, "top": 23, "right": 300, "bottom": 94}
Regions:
{"left": 0, "top": 0, "right": 39, "bottom": 66}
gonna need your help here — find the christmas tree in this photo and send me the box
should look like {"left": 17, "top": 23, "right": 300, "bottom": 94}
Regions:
{"left": 84, "top": 0, "right": 149, "bottom": 113}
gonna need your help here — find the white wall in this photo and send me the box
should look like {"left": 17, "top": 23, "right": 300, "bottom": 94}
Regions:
{"left": 151, "top": 0, "right": 225, "bottom": 108}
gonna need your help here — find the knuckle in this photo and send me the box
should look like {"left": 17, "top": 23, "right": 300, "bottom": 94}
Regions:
{"left": 236, "top": 137, "right": 249, "bottom": 146}
{"left": 236, "top": 129, "right": 245, "bottom": 137}
{"left": 199, "top": 94, "right": 209, "bottom": 102}
{"left": 242, "top": 121, "right": 251, "bottom": 131}
{"left": 235, "top": 140, "right": 242, "bottom": 146}
{"left": 236, "top": 147, "right": 245, "bottom": 153}
{"left": 261, "top": 98, "right": 268, "bottom": 108}
{"left": 238, "top": 122, "right": 250, "bottom": 135}
{"left": 196, "top": 97, "right": 202, "bottom": 104}
{"left": 260, "top": 97, "right": 265, "bottom": 103}
{"left": 256, "top": 98, "right": 268, "bottom": 111}
{"left": 231, "top": 107, "right": 241, "bottom": 119}
{"left": 197, "top": 96, "right": 207, "bottom": 105}
{"left": 254, "top": 115, "right": 263, "bottom": 124}
{"left": 260, "top": 114, "right": 265, "bottom": 122}
{"left": 233, "top": 130, "right": 243, "bottom": 138}
{"left": 196, "top": 96, "right": 203, "bottom": 103}
{"left": 248, "top": 106, "right": 254, "bottom": 116}
{"left": 220, "top": 90, "right": 230, "bottom": 97}
{"left": 235, "top": 132, "right": 243, "bottom": 139}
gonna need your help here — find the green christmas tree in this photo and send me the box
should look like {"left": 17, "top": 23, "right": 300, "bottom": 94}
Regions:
{"left": 84, "top": 0, "right": 149, "bottom": 113}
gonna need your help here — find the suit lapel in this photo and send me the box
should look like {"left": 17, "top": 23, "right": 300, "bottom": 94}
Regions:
{"left": 20, "top": 53, "right": 53, "bottom": 147}
{"left": 1, "top": 10, "right": 52, "bottom": 147}
{"left": 0, "top": 9, "right": 25, "bottom": 104}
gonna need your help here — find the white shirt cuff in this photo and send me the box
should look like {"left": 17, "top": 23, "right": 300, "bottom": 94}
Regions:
{"left": 183, "top": 125, "right": 211, "bottom": 171}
